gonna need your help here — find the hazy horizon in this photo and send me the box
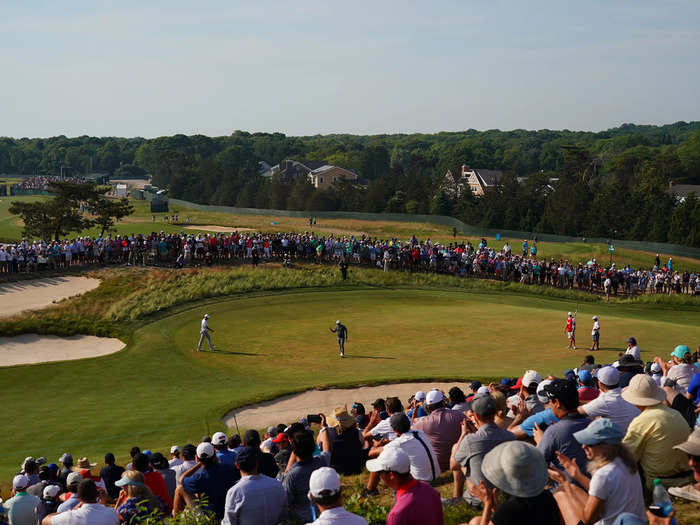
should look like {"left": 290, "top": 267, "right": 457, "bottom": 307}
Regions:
{"left": 2, "top": 1, "right": 699, "bottom": 138}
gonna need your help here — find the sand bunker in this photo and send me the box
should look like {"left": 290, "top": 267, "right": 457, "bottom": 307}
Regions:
{"left": 222, "top": 381, "right": 472, "bottom": 429}
{"left": 0, "top": 277, "right": 100, "bottom": 318}
{"left": 184, "top": 225, "right": 254, "bottom": 233}
{"left": 0, "top": 334, "right": 125, "bottom": 367}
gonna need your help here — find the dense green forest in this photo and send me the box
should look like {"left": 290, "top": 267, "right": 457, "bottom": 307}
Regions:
{"left": 2, "top": 121, "right": 700, "bottom": 246}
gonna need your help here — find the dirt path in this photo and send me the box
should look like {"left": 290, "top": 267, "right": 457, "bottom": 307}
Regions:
{"left": 0, "top": 334, "right": 125, "bottom": 367}
{"left": 0, "top": 276, "right": 100, "bottom": 318}
{"left": 222, "top": 381, "right": 474, "bottom": 430}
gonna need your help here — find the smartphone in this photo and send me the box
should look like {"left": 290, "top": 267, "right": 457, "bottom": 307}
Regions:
{"left": 306, "top": 414, "right": 322, "bottom": 424}
{"left": 372, "top": 434, "right": 384, "bottom": 442}
{"left": 647, "top": 506, "right": 665, "bottom": 517}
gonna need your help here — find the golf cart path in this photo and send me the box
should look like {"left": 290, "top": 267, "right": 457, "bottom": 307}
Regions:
{"left": 222, "top": 381, "right": 473, "bottom": 429}
{"left": 0, "top": 334, "right": 125, "bottom": 367}
{"left": 0, "top": 276, "right": 100, "bottom": 318}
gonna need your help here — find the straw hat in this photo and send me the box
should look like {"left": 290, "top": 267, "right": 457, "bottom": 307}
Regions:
{"left": 77, "top": 457, "right": 96, "bottom": 469}
{"left": 327, "top": 406, "right": 355, "bottom": 430}
{"left": 481, "top": 441, "right": 548, "bottom": 498}
{"left": 621, "top": 374, "right": 665, "bottom": 406}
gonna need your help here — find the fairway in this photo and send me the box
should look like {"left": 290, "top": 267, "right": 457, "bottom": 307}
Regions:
{"left": 1, "top": 287, "right": 699, "bottom": 483}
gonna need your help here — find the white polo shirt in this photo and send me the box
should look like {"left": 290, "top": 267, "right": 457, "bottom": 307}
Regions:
{"left": 384, "top": 429, "right": 441, "bottom": 481}
{"left": 581, "top": 388, "right": 640, "bottom": 433}
{"left": 50, "top": 503, "right": 119, "bottom": 525}
{"left": 201, "top": 318, "right": 208, "bottom": 333}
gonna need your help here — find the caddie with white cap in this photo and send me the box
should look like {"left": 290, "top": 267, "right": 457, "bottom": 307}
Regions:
{"left": 577, "top": 365, "right": 640, "bottom": 433}
{"left": 307, "top": 467, "right": 368, "bottom": 524}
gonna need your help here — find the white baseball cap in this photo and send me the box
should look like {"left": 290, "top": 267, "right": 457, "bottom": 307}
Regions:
{"left": 597, "top": 366, "right": 620, "bottom": 386}
{"left": 212, "top": 432, "right": 227, "bottom": 446}
{"left": 536, "top": 379, "right": 553, "bottom": 404}
{"left": 308, "top": 467, "right": 341, "bottom": 497}
{"left": 592, "top": 316, "right": 598, "bottom": 320}
{"left": 414, "top": 391, "right": 426, "bottom": 402}
{"left": 12, "top": 475, "right": 30, "bottom": 490}
{"left": 477, "top": 386, "right": 490, "bottom": 395}
{"left": 204, "top": 314, "right": 210, "bottom": 319}
{"left": 196, "top": 442, "right": 215, "bottom": 459}
{"left": 366, "top": 448, "right": 411, "bottom": 474}
{"left": 43, "top": 485, "right": 61, "bottom": 499}
{"left": 336, "top": 320, "right": 340, "bottom": 324}
{"left": 568, "top": 312, "right": 572, "bottom": 316}
{"left": 170, "top": 445, "right": 180, "bottom": 454}
{"left": 426, "top": 389, "right": 444, "bottom": 405}
{"left": 522, "top": 370, "right": 543, "bottom": 388}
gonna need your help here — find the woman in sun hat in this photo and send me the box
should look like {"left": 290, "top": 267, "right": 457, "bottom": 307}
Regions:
{"left": 114, "top": 470, "right": 162, "bottom": 524}
{"left": 318, "top": 406, "right": 363, "bottom": 475}
{"left": 654, "top": 344, "right": 695, "bottom": 392}
{"left": 548, "top": 418, "right": 645, "bottom": 525}
{"left": 466, "top": 441, "right": 560, "bottom": 525}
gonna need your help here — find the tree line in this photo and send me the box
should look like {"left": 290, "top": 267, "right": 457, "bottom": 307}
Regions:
{"left": 1, "top": 121, "right": 700, "bottom": 246}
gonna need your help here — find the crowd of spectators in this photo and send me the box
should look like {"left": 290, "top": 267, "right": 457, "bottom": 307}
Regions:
{"left": 2, "top": 232, "right": 699, "bottom": 296}
{"left": 2, "top": 342, "right": 699, "bottom": 525}
{"left": 10, "top": 176, "right": 87, "bottom": 193}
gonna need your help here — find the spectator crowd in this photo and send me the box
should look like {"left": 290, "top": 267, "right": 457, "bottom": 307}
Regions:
{"left": 2, "top": 341, "right": 700, "bottom": 525}
{"left": 2, "top": 232, "right": 699, "bottom": 296}
{"left": 10, "top": 176, "right": 87, "bottom": 194}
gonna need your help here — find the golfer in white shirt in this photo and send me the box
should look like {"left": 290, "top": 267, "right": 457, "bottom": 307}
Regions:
{"left": 197, "top": 314, "right": 215, "bottom": 351}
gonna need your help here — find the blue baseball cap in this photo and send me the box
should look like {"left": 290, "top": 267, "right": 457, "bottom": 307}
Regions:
{"left": 577, "top": 369, "right": 592, "bottom": 383}
{"left": 573, "top": 418, "right": 624, "bottom": 446}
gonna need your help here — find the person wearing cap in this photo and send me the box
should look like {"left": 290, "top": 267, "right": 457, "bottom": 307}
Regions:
{"left": 329, "top": 320, "right": 348, "bottom": 358}
{"left": 367, "top": 448, "right": 443, "bottom": 525}
{"left": 363, "top": 397, "right": 403, "bottom": 444}
{"left": 577, "top": 369, "right": 600, "bottom": 403}
{"left": 37, "top": 485, "right": 61, "bottom": 523}
{"left": 99, "top": 453, "right": 125, "bottom": 501}
{"left": 113, "top": 470, "right": 162, "bottom": 524}
{"left": 412, "top": 389, "right": 466, "bottom": 475}
{"left": 282, "top": 429, "right": 331, "bottom": 523}
{"left": 171, "top": 444, "right": 197, "bottom": 486}
{"left": 350, "top": 402, "right": 369, "bottom": 429}
{"left": 621, "top": 374, "right": 692, "bottom": 490}
{"left": 668, "top": 428, "right": 700, "bottom": 502}
{"left": 196, "top": 313, "right": 215, "bottom": 352}
{"left": 616, "top": 354, "right": 644, "bottom": 388}
{"left": 577, "top": 366, "right": 640, "bottom": 434}
{"left": 317, "top": 407, "right": 363, "bottom": 475}
{"left": 507, "top": 370, "right": 545, "bottom": 432}
{"left": 28, "top": 465, "right": 61, "bottom": 500}
{"left": 565, "top": 311, "right": 576, "bottom": 350}
{"left": 272, "top": 433, "right": 292, "bottom": 475}
{"left": 132, "top": 453, "right": 173, "bottom": 515}
{"left": 306, "top": 467, "right": 367, "bottom": 525}
{"left": 407, "top": 391, "right": 428, "bottom": 419}
{"left": 654, "top": 344, "right": 695, "bottom": 392}
{"left": 150, "top": 453, "right": 176, "bottom": 501}
{"left": 509, "top": 379, "right": 559, "bottom": 440}
{"left": 43, "top": 479, "right": 118, "bottom": 525}
{"left": 57, "top": 454, "right": 74, "bottom": 489}
{"left": 174, "top": 442, "right": 240, "bottom": 519}
{"left": 649, "top": 361, "right": 664, "bottom": 386}
{"left": 260, "top": 426, "right": 279, "bottom": 453}
{"left": 242, "top": 429, "right": 279, "bottom": 478}
{"left": 625, "top": 337, "right": 641, "bottom": 361}
{"left": 549, "top": 418, "right": 645, "bottom": 525}
{"left": 452, "top": 394, "right": 516, "bottom": 507}
{"left": 2, "top": 474, "right": 40, "bottom": 525}
{"left": 221, "top": 446, "right": 287, "bottom": 525}
{"left": 467, "top": 441, "right": 559, "bottom": 525}
{"left": 56, "top": 473, "right": 82, "bottom": 512}
{"left": 535, "top": 379, "right": 591, "bottom": 472}
{"left": 168, "top": 446, "right": 183, "bottom": 468}
{"left": 591, "top": 316, "right": 600, "bottom": 351}
{"left": 212, "top": 432, "right": 237, "bottom": 467}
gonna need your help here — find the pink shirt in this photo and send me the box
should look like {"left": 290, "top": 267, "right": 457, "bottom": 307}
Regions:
{"left": 387, "top": 480, "right": 443, "bottom": 525}
{"left": 412, "top": 408, "right": 466, "bottom": 471}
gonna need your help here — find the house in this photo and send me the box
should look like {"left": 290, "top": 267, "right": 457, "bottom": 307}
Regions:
{"left": 462, "top": 165, "right": 504, "bottom": 196}
{"left": 668, "top": 181, "right": 700, "bottom": 203}
{"left": 308, "top": 165, "right": 358, "bottom": 190}
{"left": 439, "top": 170, "right": 467, "bottom": 198}
{"left": 260, "top": 159, "right": 328, "bottom": 183}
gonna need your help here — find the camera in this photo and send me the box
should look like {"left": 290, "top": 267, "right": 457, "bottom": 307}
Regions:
{"left": 306, "top": 414, "right": 322, "bottom": 424}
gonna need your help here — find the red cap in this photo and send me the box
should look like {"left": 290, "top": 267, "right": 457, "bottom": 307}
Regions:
{"left": 510, "top": 377, "right": 524, "bottom": 390}
{"left": 271, "top": 433, "right": 288, "bottom": 444}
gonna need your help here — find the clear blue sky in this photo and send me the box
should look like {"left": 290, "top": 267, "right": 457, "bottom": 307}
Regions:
{"left": 2, "top": 1, "right": 699, "bottom": 138}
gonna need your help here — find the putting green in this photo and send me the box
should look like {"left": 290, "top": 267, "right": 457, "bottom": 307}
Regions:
{"left": 1, "top": 288, "right": 698, "bottom": 483}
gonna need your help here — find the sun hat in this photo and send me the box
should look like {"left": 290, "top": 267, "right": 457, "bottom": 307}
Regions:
{"left": 66, "top": 472, "right": 82, "bottom": 486}
{"left": 673, "top": 428, "right": 700, "bottom": 456}
{"left": 573, "top": 418, "right": 625, "bottom": 446}
{"left": 328, "top": 406, "right": 355, "bottom": 430}
{"left": 12, "top": 475, "right": 30, "bottom": 490}
{"left": 366, "top": 448, "right": 411, "bottom": 474}
{"left": 671, "top": 345, "right": 690, "bottom": 359}
{"left": 115, "top": 475, "right": 145, "bottom": 488}
{"left": 426, "top": 389, "right": 444, "bottom": 405}
{"left": 212, "top": 432, "right": 227, "bottom": 446}
{"left": 596, "top": 366, "right": 619, "bottom": 386}
{"left": 621, "top": 374, "right": 665, "bottom": 406}
{"left": 536, "top": 379, "right": 553, "bottom": 404}
{"left": 481, "top": 441, "right": 548, "bottom": 498}
{"left": 309, "top": 467, "right": 341, "bottom": 498}
{"left": 77, "top": 457, "right": 96, "bottom": 469}
{"left": 196, "top": 442, "right": 215, "bottom": 459}
{"left": 170, "top": 445, "right": 180, "bottom": 454}
{"left": 43, "top": 485, "right": 61, "bottom": 499}
{"left": 414, "top": 391, "right": 427, "bottom": 402}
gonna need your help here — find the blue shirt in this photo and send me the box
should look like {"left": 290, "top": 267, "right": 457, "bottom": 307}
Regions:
{"left": 216, "top": 449, "right": 238, "bottom": 467}
{"left": 182, "top": 464, "right": 240, "bottom": 519}
{"left": 687, "top": 372, "right": 700, "bottom": 404}
{"left": 520, "top": 408, "right": 559, "bottom": 438}
{"left": 221, "top": 474, "right": 287, "bottom": 525}
{"left": 407, "top": 406, "right": 427, "bottom": 418}
{"left": 57, "top": 493, "right": 80, "bottom": 513}
{"left": 537, "top": 413, "right": 591, "bottom": 472}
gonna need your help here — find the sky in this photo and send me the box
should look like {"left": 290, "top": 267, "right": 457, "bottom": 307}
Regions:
{"left": 1, "top": 1, "right": 699, "bottom": 138}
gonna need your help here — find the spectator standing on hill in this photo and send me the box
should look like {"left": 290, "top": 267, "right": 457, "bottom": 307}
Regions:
{"left": 307, "top": 467, "right": 368, "bottom": 525}
{"left": 329, "top": 320, "right": 348, "bottom": 358}
{"left": 43, "top": 479, "right": 118, "bottom": 525}
{"left": 3, "top": 474, "right": 40, "bottom": 525}
{"left": 99, "top": 453, "right": 124, "bottom": 501}
{"left": 196, "top": 314, "right": 215, "bottom": 352}
{"left": 221, "top": 447, "right": 287, "bottom": 525}
{"left": 366, "top": 448, "right": 443, "bottom": 525}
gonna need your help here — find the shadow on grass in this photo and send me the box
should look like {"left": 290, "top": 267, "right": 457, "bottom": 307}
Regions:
{"left": 203, "top": 349, "right": 260, "bottom": 356}
{"left": 344, "top": 354, "right": 396, "bottom": 360}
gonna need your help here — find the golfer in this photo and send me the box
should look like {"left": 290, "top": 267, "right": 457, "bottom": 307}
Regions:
{"left": 591, "top": 315, "right": 600, "bottom": 351}
{"left": 330, "top": 320, "right": 348, "bottom": 358}
{"left": 565, "top": 311, "right": 576, "bottom": 350}
{"left": 197, "top": 313, "right": 215, "bottom": 351}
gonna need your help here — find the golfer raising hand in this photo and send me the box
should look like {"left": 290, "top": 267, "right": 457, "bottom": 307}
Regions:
{"left": 330, "top": 320, "right": 348, "bottom": 358}
{"left": 197, "top": 314, "right": 215, "bottom": 352}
